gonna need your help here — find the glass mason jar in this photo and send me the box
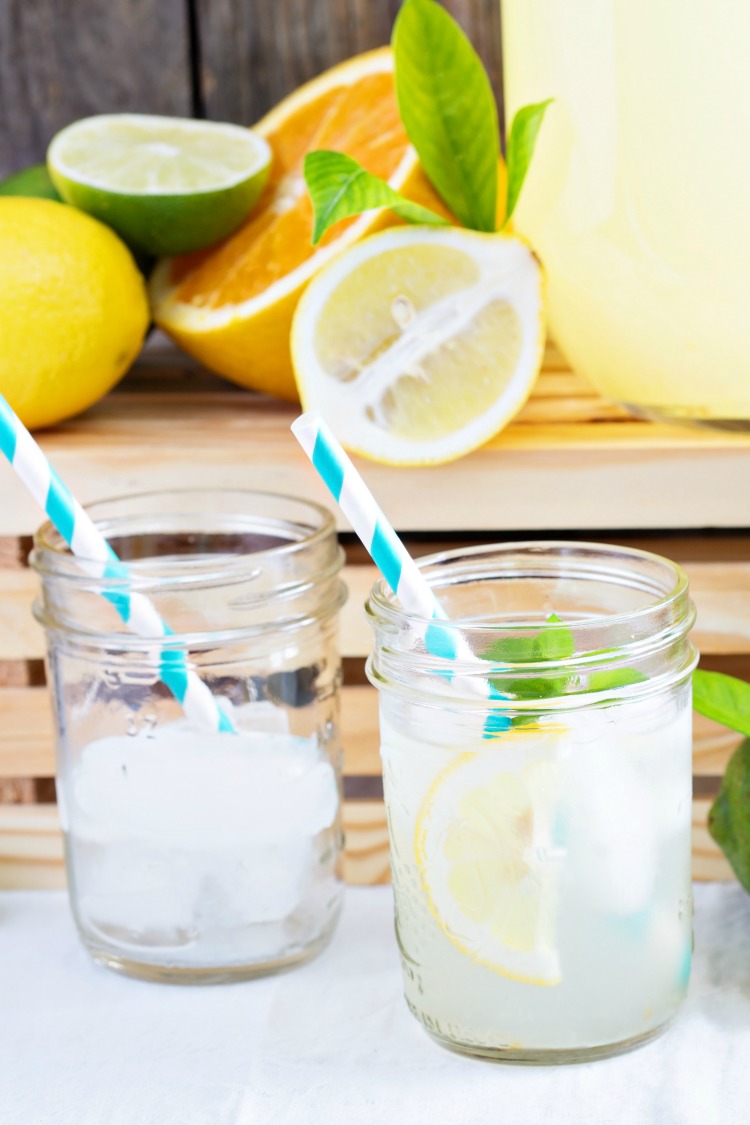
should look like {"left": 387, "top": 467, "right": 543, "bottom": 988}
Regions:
{"left": 502, "top": 0, "right": 750, "bottom": 428}
{"left": 367, "top": 542, "right": 697, "bottom": 1063}
{"left": 31, "top": 489, "right": 346, "bottom": 984}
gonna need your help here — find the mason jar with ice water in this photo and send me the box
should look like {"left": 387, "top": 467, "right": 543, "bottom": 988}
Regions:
{"left": 32, "top": 489, "right": 346, "bottom": 983}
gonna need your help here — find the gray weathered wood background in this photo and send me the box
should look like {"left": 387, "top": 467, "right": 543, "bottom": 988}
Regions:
{"left": 0, "top": 0, "right": 503, "bottom": 178}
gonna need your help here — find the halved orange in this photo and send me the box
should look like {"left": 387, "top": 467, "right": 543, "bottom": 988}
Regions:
{"left": 150, "top": 48, "right": 452, "bottom": 401}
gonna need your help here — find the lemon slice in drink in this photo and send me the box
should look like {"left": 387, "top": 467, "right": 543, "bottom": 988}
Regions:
{"left": 414, "top": 733, "right": 565, "bottom": 986}
{"left": 48, "top": 114, "right": 271, "bottom": 256}
{"left": 291, "top": 226, "right": 544, "bottom": 465}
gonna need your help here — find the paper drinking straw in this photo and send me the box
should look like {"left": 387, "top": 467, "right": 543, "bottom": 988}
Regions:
{"left": 291, "top": 412, "right": 509, "bottom": 734}
{"left": 0, "top": 392, "right": 234, "bottom": 733}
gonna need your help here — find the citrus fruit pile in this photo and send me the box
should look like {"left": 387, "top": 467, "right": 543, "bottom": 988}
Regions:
{"left": 0, "top": 112, "right": 274, "bottom": 429}
{"left": 2, "top": 42, "right": 544, "bottom": 456}
{"left": 150, "top": 47, "right": 544, "bottom": 463}
{"left": 151, "top": 49, "right": 449, "bottom": 403}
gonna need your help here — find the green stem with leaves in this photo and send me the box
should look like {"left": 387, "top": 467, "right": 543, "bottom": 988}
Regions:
{"left": 303, "top": 0, "right": 551, "bottom": 244}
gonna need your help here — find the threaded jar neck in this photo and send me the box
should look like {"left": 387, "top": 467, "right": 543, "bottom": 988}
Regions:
{"left": 367, "top": 541, "right": 697, "bottom": 712}
{"left": 31, "top": 489, "right": 345, "bottom": 649}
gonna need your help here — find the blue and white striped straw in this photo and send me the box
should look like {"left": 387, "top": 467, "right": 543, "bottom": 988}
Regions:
{"left": 0, "top": 392, "right": 233, "bottom": 734}
{"left": 291, "top": 412, "right": 509, "bottom": 734}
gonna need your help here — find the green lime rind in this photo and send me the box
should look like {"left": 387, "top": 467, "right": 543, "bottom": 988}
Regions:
{"left": 47, "top": 114, "right": 271, "bottom": 256}
{"left": 0, "top": 164, "right": 62, "bottom": 201}
{"left": 708, "top": 737, "right": 750, "bottom": 893}
{"left": 47, "top": 170, "right": 269, "bottom": 257}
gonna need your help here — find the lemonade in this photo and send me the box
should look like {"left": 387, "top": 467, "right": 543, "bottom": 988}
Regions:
{"left": 367, "top": 542, "right": 697, "bottom": 1061}
{"left": 381, "top": 702, "right": 693, "bottom": 1058}
{"left": 502, "top": 0, "right": 750, "bottom": 425}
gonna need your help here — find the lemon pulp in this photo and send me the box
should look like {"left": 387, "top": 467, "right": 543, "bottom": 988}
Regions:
{"left": 292, "top": 226, "right": 544, "bottom": 465}
{"left": 414, "top": 745, "right": 563, "bottom": 986}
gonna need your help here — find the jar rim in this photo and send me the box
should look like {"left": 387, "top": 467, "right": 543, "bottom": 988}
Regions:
{"left": 30, "top": 488, "right": 346, "bottom": 646}
{"left": 367, "top": 539, "right": 691, "bottom": 638}
{"left": 366, "top": 541, "right": 696, "bottom": 710}
{"left": 31, "top": 487, "right": 338, "bottom": 588}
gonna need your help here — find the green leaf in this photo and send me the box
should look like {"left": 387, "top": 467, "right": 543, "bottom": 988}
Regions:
{"left": 692, "top": 669, "right": 750, "bottom": 737}
{"left": 709, "top": 738, "right": 750, "bottom": 893}
{"left": 482, "top": 613, "right": 649, "bottom": 706}
{"left": 504, "top": 99, "right": 552, "bottom": 225}
{"left": 586, "top": 667, "right": 647, "bottom": 692}
{"left": 536, "top": 613, "right": 575, "bottom": 662}
{"left": 393, "top": 0, "right": 499, "bottom": 232}
{"left": 482, "top": 615, "right": 573, "bottom": 667}
{"left": 696, "top": 671, "right": 750, "bottom": 891}
{"left": 482, "top": 634, "right": 539, "bottom": 665}
{"left": 303, "top": 151, "right": 448, "bottom": 245}
{"left": 483, "top": 615, "right": 573, "bottom": 700}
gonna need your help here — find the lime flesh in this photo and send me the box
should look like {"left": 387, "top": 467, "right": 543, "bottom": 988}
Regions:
{"left": 47, "top": 114, "right": 271, "bottom": 256}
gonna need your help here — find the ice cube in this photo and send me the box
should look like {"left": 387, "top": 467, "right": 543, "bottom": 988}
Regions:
{"left": 68, "top": 725, "right": 338, "bottom": 852}
{"left": 616, "top": 700, "right": 693, "bottom": 839}
{"left": 76, "top": 839, "right": 199, "bottom": 945}
{"left": 562, "top": 739, "right": 659, "bottom": 915}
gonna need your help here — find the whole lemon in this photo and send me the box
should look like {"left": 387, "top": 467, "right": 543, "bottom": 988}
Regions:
{"left": 0, "top": 198, "right": 149, "bottom": 429}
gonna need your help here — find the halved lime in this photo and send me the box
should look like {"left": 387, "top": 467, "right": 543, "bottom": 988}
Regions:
{"left": 47, "top": 114, "right": 272, "bottom": 257}
{"left": 0, "top": 164, "right": 62, "bottom": 201}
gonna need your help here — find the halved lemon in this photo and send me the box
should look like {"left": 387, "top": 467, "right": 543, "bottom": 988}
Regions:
{"left": 291, "top": 226, "right": 544, "bottom": 465}
{"left": 150, "top": 48, "right": 452, "bottom": 401}
{"left": 414, "top": 732, "right": 565, "bottom": 986}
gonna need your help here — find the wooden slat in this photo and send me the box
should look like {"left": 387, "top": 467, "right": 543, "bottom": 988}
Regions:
{"left": 341, "top": 561, "right": 750, "bottom": 659}
{"left": 197, "top": 0, "right": 503, "bottom": 127}
{"left": 0, "top": 663, "right": 41, "bottom": 689}
{"left": 0, "top": 779, "right": 37, "bottom": 803}
{"left": 0, "top": 683, "right": 740, "bottom": 784}
{"left": 687, "top": 565, "right": 750, "bottom": 653}
{"left": 1, "top": 379, "right": 748, "bottom": 537}
{"left": 692, "top": 798, "right": 735, "bottom": 881}
{"left": 0, "top": 689, "right": 55, "bottom": 776}
{"left": 0, "top": 539, "right": 28, "bottom": 569}
{"left": 121, "top": 362, "right": 633, "bottom": 425}
{"left": 340, "top": 686, "right": 381, "bottom": 775}
{"left": 0, "top": 804, "right": 65, "bottom": 889}
{"left": 692, "top": 713, "right": 744, "bottom": 776}
{"left": 0, "top": 684, "right": 381, "bottom": 780}
{"left": 6, "top": 557, "right": 750, "bottom": 662}
{"left": 0, "top": 570, "right": 43, "bottom": 660}
{"left": 0, "top": 0, "right": 191, "bottom": 177}
{"left": 343, "top": 533, "right": 750, "bottom": 566}
{"left": 342, "top": 800, "right": 391, "bottom": 885}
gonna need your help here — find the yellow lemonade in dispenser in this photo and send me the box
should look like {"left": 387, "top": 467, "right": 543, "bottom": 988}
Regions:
{"left": 502, "top": 0, "right": 750, "bottom": 426}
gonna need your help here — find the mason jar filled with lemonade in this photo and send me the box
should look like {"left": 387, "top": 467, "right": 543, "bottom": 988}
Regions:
{"left": 367, "top": 543, "right": 696, "bottom": 1062}
{"left": 502, "top": 0, "right": 750, "bottom": 427}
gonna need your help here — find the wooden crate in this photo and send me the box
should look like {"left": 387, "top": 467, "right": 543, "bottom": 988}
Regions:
{"left": 2, "top": 341, "right": 749, "bottom": 887}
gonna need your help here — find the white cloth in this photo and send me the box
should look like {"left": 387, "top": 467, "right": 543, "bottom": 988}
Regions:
{"left": 0, "top": 884, "right": 749, "bottom": 1125}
